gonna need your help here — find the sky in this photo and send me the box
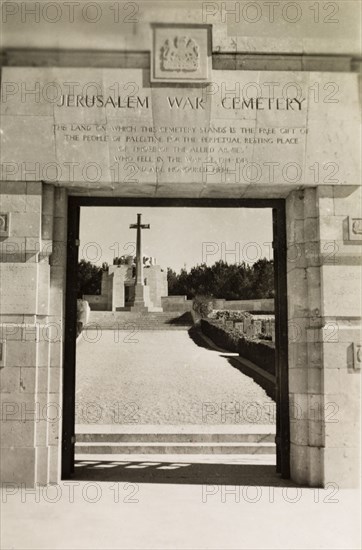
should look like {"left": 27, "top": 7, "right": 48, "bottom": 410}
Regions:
{"left": 79, "top": 207, "right": 273, "bottom": 272}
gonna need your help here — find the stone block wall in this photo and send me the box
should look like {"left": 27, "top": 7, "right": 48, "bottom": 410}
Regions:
{"left": 214, "top": 299, "right": 275, "bottom": 312}
{"left": 286, "top": 186, "right": 361, "bottom": 487}
{"left": 0, "top": 1, "right": 360, "bottom": 491}
{"left": 161, "top": 296, "right": 193, "bottom": 312}
{"left": 0, "top": 182, "right": 67, "bottom": 486}
{"left": 1, "top": 182, "right": 360, "bottom": 488}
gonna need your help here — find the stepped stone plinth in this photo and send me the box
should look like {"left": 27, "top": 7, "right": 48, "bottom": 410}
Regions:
{"left": 84, "top": 214, "right": 168, "bottom": 312}
{"left": 129, "top": 283, "right": 150, "bottom": 312}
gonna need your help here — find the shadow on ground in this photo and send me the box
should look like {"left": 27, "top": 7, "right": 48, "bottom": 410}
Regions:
{"left": 188, "top": 326, "right": 276, "bottom": 400}
{"left": 187, "top": 325, "right": 220, "bottom": 351}
{"left": 223, "top": 355, "right": 276, "bottom": 401}
{"left": 167, "top": 312, "right": 194, "bottom": 325}
{"left": 73, "top": 459, "right": 301, "bottom": 487}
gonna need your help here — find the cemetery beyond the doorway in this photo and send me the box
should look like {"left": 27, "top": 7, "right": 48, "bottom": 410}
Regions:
{"left": 74, "top": 206, "right": 277, "bottom": 466}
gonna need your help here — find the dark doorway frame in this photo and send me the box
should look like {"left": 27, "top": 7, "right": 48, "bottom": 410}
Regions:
{"left": 61, "top": 197, "right": 290, "bottom": 480}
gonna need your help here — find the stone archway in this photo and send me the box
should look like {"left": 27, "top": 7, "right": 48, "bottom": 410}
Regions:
{"left": 0, "top": 56, "right": 360, "bottom": 488}
{"left": 1, "top": 181, "right": 360, "bottom": 488}
{"left": 60, "top": 197, "right": 290, "bottom": 481}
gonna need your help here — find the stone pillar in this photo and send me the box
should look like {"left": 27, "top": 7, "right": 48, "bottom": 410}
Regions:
{"left": 318, "top": 186, "right": 361, "bottom": 486}
{"left": 286, "top": 186, "right": 361, "bottom": 487}
{"left": 99, "top": 270, "right": 112, "bottom": 311}
{"left": 100, "top": 270, "right": 109, "bottom": 296}
{"left": 144, "top": 265, "right": 168, "bottom": 309}
{"left": 0, "top": 182, "right": 67, "bottom": 486}
{"left": 108, "top": 265, "right": 128, "bottom": 310}
{"left": 48, "top": 186, "right": 67, "bottom": 483}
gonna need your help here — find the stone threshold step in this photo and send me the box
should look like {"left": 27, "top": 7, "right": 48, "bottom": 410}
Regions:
{"left": 75, "top": 424, "right": 276, "bottom": 434}
{"left": 75, "top": 442, "right": 276, "bottom": 455}
{"left": 76, "top": 433, "right": 275, "bottom": 443}
{"left": 75, "top": 453, "right": 277, "bottom": 466}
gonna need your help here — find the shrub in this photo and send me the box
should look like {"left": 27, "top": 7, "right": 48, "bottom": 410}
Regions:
{"left": 258, "top": 333, "right": 272, "bottom": 341}
{"left": 193, "top": 295, "right": 214, "bottom": 318}
{"left": 238, "top": 336, "right": 275, "bottom": 376}
{"left": 200, "top": 319, "right": 240, "bottom": 352}
{"left": 212, "top": 310, "right": 252, "bottom": 322}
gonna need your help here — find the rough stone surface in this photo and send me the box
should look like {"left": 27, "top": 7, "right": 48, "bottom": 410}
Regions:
{"left": 0, "top": 13, "right": 361, "bottom": 491}
{"left": 1, "top": 68, "right": 359, "bottom": 193}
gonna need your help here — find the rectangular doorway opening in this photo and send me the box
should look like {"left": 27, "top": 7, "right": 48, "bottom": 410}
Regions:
{"left": 62, "top": 198, "right": 290, "bottom": 486}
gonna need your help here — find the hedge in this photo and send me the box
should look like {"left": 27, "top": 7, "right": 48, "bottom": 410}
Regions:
{"left": 200, "top": 319, "right": 241, "bottom": 353}
{"left": 237, "top": 337, "right": 275, "bottom": 376}
{"left": 200, "top": 319, "right": 275, "bottom": 377}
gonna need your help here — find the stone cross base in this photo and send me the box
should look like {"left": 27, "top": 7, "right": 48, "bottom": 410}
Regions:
{"left": 129, "top": 283, "right": 151, "bottom": 312}
{"left": 129, "top": 304, "right": 149, "bottom": 313}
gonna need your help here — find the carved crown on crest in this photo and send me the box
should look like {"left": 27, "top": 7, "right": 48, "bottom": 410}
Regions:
{"left": 161, "top": 36, "right": 200, "bottom": 72}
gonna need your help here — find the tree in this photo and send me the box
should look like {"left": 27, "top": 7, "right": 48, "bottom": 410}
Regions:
{"left": 167, "top": 268, "right": 180, "bottom": 295}
{"left": 77, "top": 260, "right": 103, "bottom": 298}
{"left": 251, "top": 258, "right": 275, "bottom": 298}
{"left": 166, "top": 259, "right": 274, "bottom": 300}
{"left": 77, "top": 257, "right": 275, "bottom": 302}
